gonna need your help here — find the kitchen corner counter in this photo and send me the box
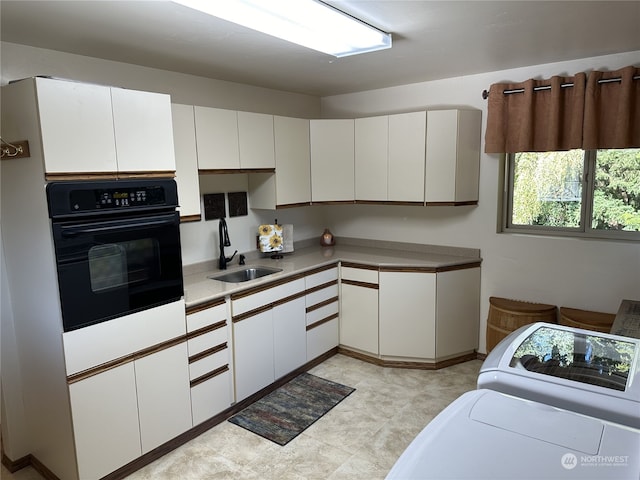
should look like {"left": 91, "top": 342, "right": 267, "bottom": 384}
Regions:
{"left": 182, "top": 239, "right": 481, "bottom": 309}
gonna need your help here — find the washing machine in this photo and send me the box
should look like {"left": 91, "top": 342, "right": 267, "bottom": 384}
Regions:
{"left": 477, "top": 322, "right": 640, "bottom": 428}
{"left": 386, "top": 389, "right": 640, "bottom": 479}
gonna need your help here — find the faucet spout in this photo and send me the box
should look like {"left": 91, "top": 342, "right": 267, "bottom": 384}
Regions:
{"left": 219, "top": 218, "right": 231, "bottom": 270}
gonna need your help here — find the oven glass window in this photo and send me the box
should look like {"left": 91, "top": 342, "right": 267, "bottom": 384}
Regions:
{"left": 88, "top": 238, "right": 159, "bottom": 292}
{"left": 509, "top": 326, "right": 636, "bottom": 391}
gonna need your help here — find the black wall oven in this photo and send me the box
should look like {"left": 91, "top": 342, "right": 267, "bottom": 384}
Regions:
{"left": 47, "top": 179, "right": 184, "bottom": 332}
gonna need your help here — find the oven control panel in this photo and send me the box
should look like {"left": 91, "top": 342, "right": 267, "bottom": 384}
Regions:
{"left": 47, "top": 179, "right": 179, "bottom": 218}
{"left": 87, "top": 185, "right": 165, "bottom": 209}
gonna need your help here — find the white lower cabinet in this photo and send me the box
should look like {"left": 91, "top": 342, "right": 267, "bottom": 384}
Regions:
{"left": 233, "top": 308, "right": 275, "bottom": 401}
{"left": 378, "top": 266, "right": 480, "bottom": 362}
{"left": 435, "top": 267, "right": 481, "bottom": 359}
{"left": 305, "top": 266, "right": 340, "bottom": 361}
{"left": 274, "top": 294, "right": 307, "bottom": 379}
{"left": 232, "top": 276, "right": 313, "bottom": 401}
{"left": 135, "top": 343, "right": 193, "bottom": 453}
{"left": 340, "top": 265, "right": 379, "bottom": 355}
{"left": 379, "top": 270, "right": 436, "bottom": 359}
{"left": 68, "top": 342, "right": 191, "bottom": 480}
{"left": 186, "top": 300, "right": 233, "bottom": 425}
{"left": 69, "top": 364, "right": 140, "bottom": 480}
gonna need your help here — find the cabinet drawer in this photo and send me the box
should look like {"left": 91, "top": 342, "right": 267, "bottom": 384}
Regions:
{"left": 306, "top": 301, "right": 339, "bottom": 326}
{"left": 190, "top": 368, "right": 232, "bottom": 426}
{"left": 307, "top": 318, "right": 339, "bottom": 361}
{"left": 306, "top": 283, "right": 339, "bottom": 307}
{"left": 189, "top": 346, "right": 228, "bottom": 380}
{"left": 232, "top": 277, "right": 305, "bottom": 316}
{"left": 187, "top": 327, "right": 228, "bottom": 356}
{"left": 186, "top": 301, "right": 226, "bottom": 332}
{"left": 341, "top": 266, "right": 378, "bottom": 284}
{"left": 305, "top": 267, "right": 338, "bottom": 289}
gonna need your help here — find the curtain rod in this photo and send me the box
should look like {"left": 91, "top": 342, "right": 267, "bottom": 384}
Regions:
{"left": 481, "top": 74, "right": 640, "bottom": 99}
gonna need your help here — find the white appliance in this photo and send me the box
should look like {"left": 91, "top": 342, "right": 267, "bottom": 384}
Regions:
{"left": 386, "top": 389, "right": 640, "bottom": 480}
{"left": 387, "top": 323, "right": 640, "bottom": 479}
{"left": 478, "top": 322, "right": 640, "bottom": 428}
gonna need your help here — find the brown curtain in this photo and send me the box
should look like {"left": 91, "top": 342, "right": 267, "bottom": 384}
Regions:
{"left": 485, "top": 73, "right": 586, "bottom": 153}
{"left": 583, "top": 66, "right": 640, "bottom": 149}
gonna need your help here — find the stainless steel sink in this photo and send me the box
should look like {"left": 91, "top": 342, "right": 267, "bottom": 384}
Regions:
{"left": 208, "top": 266, "right": 283, "bottom": 283}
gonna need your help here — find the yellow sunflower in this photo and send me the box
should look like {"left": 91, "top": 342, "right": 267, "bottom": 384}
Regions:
{"left": 269, "top": 235, "right": 283, "bottom": 249}
{"left": 259, "top": 224, "right": 273, "bottom": 236}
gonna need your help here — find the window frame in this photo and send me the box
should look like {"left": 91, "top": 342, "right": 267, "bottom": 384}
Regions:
{"left": 500, "top": 150, "right": 640, "bottom": 242}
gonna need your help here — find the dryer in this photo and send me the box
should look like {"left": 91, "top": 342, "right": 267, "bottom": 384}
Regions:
{"left": 386, "top": 389, "right": 640, "bottom": 480}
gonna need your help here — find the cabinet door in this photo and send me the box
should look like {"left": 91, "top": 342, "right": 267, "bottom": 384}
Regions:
{"left": 425, "top": 109, "right": 481, "bottom": 203}
{"left": 238, "top": 111, "right": 275, "bottom": 169}
{"left": 233, "top": 309, "right": 275, "bottom": 401}
{"left": 355, "top": 115, "right": 388, "bottom": 201}
{"left": 36, "top": 77, "right": 118, "bottom": 174}
{"left": 435, "top": 267, "right": 480, "bottom": 359}
{"left": 194, "top": 106, "right": 240, "bottom": 169}
{"left": 340, "top": 266, "right": 378, "bottom": 355}
{"left": 69, "top": 364, "right": 141, "bottom": 480}
{"left": 171, "top": 104, "right": 201, "bottom": 219}
{"left": 388, "top": 111, "right": 426, "bottom": 202}
{"left": 274, "top": 116, "right": 311, "bottom": 205}
{"left": 310, "top": 119, "right": 355, "bottom": 202}
{"left": 379, "top": 271, "right": 436, "bottom": 359}
{"left": 111, "top": 88, "right": 176, "bottom": 173}
{"left": 135, "top": 342, "right": 192, "bottom": 453}
{"left": 273, "top": 295, "right": 307, "bottom": 378}
{"left": 340, "top": 283, "right": 378, "bottom": 354}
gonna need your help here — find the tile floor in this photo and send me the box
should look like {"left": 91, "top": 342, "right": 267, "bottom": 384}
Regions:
{"left": 2, "top": 354, "right": 482, "bottom": 480}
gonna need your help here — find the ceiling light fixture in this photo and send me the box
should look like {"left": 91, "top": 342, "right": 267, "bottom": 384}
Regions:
{"left": 172, "top": 0, "right": 392, "bottom": 58}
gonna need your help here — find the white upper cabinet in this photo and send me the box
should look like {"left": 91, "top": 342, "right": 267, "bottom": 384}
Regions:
{"left": 354, "top": 111, "right": 426, "bottom": 203}
{"left": 248, "top": 116, "right": 311, "bottom": 209}
{"left": 35, "top": 77, "right": 176, "bottom": 176}
{"left": 194, "top": 106, "right": 240, "bottom": 170}
{"left": 171, "top": 104, "right": 201, "bottom": 220}
{"left": 274, "top": 116, "right": 311, "bottom": 205}
{"left": 194, "top": 108, "right": 275, "bottom": 171}
{"left": 388, "top": 111, "right": 426, "bottom": 202}
{"left": 425, "top": 109, "right": 481, "bottom": 204}
{"left": 36, "top": 77, "right": 118, "bottom": 174}
{"left": 237, "top": 111, "right": 275, "bottom": 169}
{"left": 310, "top": 119, "right": 355, "bottom": 202}
{"left": 111, "top": 87, "right": 175, "bottom": 173}
{"left": 355, "top": 115, "right": 388, "bottom": 201}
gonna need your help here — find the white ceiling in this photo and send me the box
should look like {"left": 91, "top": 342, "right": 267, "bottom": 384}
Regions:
{"left": 1, "top": 1, "right": 639, "bottom": 97}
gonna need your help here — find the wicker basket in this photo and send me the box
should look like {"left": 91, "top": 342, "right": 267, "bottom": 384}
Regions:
{"left": 559, "top": 307, "right": 615, "bottom": 333}
{"left": 486, "top": 297, "right": 557, "bottom": 353}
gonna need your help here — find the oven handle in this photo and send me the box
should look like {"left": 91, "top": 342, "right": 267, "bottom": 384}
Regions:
{"left": 60, "top": 216, "right": 177, "bottom": 237}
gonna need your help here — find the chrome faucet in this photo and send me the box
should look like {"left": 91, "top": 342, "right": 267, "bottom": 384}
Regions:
{"left": 218, "top": 218, "right": 237, "bottom": 270}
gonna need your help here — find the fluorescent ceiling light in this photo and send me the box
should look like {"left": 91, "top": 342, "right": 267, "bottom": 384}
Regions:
{"left": 172, "top": 0, "right": 392, "bottom": 58}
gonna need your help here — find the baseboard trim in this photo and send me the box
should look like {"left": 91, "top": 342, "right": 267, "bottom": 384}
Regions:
{"left": 1, "top": 451, "right": 30, "bottom": 473}
{"left": 1, "top": 451, "right": 59, "bottom": 480}
{"left": 338, "top": 347, "right": 479, "bottom": 370}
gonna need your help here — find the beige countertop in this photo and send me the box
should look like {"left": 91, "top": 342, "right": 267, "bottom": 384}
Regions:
{"left": 182, "top": 239, "right": 481, "bottom": 309}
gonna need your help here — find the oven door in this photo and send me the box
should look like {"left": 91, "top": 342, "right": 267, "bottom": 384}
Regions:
{"left": 52, "top": 211, "right": 183, "bottom": 332}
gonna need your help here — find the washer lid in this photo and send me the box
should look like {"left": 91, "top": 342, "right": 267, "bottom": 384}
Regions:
{"left": 470, "top": 391, "right": 604, "bottom": 454}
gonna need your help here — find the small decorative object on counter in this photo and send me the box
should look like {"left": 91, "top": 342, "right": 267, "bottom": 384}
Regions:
{"left": 320, "top": 228, "right": 335, "bottom": 247}
{"left": 259, "top": 221, "right": 284, "bottom": 259}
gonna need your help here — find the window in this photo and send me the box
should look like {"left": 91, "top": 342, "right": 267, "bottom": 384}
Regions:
{"left": 503, "top": 148, "right": 640, "bottom": 240}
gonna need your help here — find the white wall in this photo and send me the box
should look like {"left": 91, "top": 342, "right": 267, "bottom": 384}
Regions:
{"left": 321, "top": 50, "right": 640, "bottom": 353}
{"left": 180, "top": 174, "right": 326, "bottom": 265}
{"left": 1, "top": 42, "right": 320, "bottom": 117}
